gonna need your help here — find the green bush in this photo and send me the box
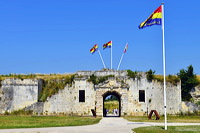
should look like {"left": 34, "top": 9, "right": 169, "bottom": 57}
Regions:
{"left": 127, "top": 70, "right": 138, "bottom": 79}
{"left": 4, "top": 111, "right": 10, "bottom": 115}
{"left": 196, "top": 101, "right": 200, "bottom": 105}
{"left": 10, "top": 109, "right": 33, "bottom": 115}
{"left": 87, "top": 74, "right": 97, "bottom": 85}
{"left": 146, "top": 69, "right": 155, "bottom": 82}
{"left": 87, "top": 74, "right": 114, "bottom": 85}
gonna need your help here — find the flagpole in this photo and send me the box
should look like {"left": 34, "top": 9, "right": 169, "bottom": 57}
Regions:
{"left": 117, "top": 53, "right": 124, "bottom": 70}
{"left": 111, "top": 40, "right": 113, "bottom": 69}
{"left": 98, "top": 50, "right": 106, "bottom": 69}
{"left": 161, "top": 3, "right": 167, "bottom": 130}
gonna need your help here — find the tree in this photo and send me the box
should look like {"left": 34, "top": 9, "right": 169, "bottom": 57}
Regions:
{"left": 146, "top": 69, "right": 155, "bottom": 82}
{"left": 177, "top": 65, "right": 199, "bottom": 101}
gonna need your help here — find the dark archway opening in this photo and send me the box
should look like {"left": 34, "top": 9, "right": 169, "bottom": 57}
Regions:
{"left": 103, "top": 91, "right": 121, "bottom": 117}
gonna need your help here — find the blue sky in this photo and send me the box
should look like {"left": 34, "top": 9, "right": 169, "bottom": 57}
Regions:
{"left": 1, "top": 0, "right": 200, "bottom": 75}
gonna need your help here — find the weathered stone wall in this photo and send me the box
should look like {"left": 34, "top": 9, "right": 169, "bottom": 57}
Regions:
{"left": 127, "top": 78, "right": 182, "bottom": 115}
{"left": 25, "top": 102, "right": 44, "bottom": 115}
{"left": 76, "top": 70, "right": 127, "bottom": 77}
{"left": 93, "top": 75, "right": 181, "bottom": 116}
{"left": 181, "top": 101, "right": 200, "bottom": 113}
{"left": 1, "top": 70, "right": 198, "bottom": 116}
{"left": 73, "top": 78, "right": 96, "bottom": 116}
{"left": 43, "top": 84, "right": 75, "bottom": 115}
{"left": 191, "top": 86, "right": 200, "bottom": 102}
{"left": 180, "top": 85, "right": 200, "bottom": 113}
{"left": 43, "top": 78, "right": 95, "bottom": 116}
{"left": 0, "top": 79, "right": 38, "bottom": 113}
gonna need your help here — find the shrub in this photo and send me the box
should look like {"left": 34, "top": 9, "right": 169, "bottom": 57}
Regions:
{"left": 11, "top": 109, "right": 33, "bottom": 115}
{"left": 196, "top": 101, "right": 200, "bottom": 105}
{"left": 87, "top": 74, "right": 98, "bottom": 85}
{"left": 146, "top": 69, "right": 155, "bottom": 82}
{"left": 127, "top": 70, "right": 138, "bottom": 79}
{"left": 4, "top": 111, "right": 10, "bottom": 115}
{"left": 87, "top": 74, "right": 114, "bottom": 85}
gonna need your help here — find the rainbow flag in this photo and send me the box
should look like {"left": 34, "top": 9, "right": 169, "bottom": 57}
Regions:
{"left": 90, "top": 44, "right": 98, "bottom": 54}
{"left": 103, "top": 41, "right": 112, "bottom": 49}
{"left": 124, "top": 43, "right": 128, "bottom": 53}
{"left": 138, "top": 5, "right": 162, "bottom": 29}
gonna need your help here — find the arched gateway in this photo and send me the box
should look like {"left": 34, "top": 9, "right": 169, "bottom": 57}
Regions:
{"left": 102, "top": 91, "right": 121, "bottom": 117}
{"left": 94, "top": 75, "right": 130, "bottom": 117}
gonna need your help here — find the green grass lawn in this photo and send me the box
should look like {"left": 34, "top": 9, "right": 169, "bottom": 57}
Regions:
{"left": 133, "top": 126, "right": 200, "bottom": 133}
{"left": 0, "top": 116, "right": 101, "bottom": 129}
{"left": 124, "top": 115, "right": 200, "bottom": 123}
{"left": 104, "top": 100, "right": 119, "bottom": 113}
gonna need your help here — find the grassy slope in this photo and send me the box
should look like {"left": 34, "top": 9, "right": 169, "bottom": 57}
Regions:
{"left": 0, "top": 116, "right": 101, "bottom": 129}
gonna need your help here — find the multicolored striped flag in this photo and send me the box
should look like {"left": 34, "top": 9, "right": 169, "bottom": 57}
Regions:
{"left": 138, "top": 5, "right": 162, "bottom": 29}
{"left": 103, "top": 41, "right": 112, "bottom": 49}
{"left": 124, "top": 43, "right": 128, "bottom": 53}
{"left": 90, "top": 44, "right": 98, "bottom": 54}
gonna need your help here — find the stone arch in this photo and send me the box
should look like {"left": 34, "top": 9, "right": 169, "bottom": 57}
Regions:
{"left": 102, "top": 91, "right": 121, "bottom": 117}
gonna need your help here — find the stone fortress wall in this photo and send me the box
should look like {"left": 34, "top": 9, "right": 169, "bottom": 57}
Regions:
{"left": 0, "top": 70, "right": 199, "bottom": 116}
{"left": 0, "top": 79, "right": 39, "bottom": 113}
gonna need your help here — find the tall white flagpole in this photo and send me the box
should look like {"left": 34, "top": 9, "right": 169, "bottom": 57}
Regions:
{"left": 161, "top": 3, "right": 167, "bottom": 130}
{"left": 98, "top": 50, "right": 106, "bottom": 69}
{"left": 117, "top": 43, "right": 128, "bottom": 70}
{"left": 111, "top": 40, "right": 113, "bottom": 69}
{"left": 117, "top": 53, "right": 124, "bottom": 70}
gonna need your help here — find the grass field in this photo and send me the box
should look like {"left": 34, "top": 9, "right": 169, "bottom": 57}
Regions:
{"left": 133, "top": 126, "right": 200, "bottom": 133}
{"left": 104, "top": 100, "right": 119, "bottom": 113}
{"left": 0, "top": 116, "right": 101, "bottom": 129}
{"left": 124, "top": 115, "right": 200, "bottom": 123}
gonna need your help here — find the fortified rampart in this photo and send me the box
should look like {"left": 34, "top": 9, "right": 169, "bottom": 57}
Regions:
{"left": 0, "top": 79, "right": 39, "bottom": 113}
{"left": 0, "top": 70, "right": 199, "bottom": 116}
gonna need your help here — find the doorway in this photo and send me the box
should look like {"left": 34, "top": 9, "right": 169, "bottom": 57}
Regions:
{"left": 103, "top": 91, "right": 121, "bottom": 117}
